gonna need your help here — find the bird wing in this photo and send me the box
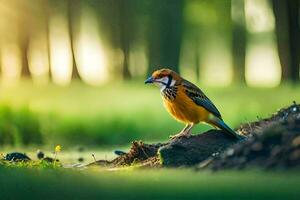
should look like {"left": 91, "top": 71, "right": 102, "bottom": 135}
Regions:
{"left": 182, "top": 79, "right": 222, "bottom": 119}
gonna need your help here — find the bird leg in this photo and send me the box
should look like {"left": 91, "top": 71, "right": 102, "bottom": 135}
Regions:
{"left": 170, "top": 124, "right": 194, "bottom": 140}
{"left": 185, "top": 123, "right": 194, "bottom": 135}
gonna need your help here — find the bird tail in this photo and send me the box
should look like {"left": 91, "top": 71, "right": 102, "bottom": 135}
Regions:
{"left": 210, "top": 117, "right": 245, "bottom": 140}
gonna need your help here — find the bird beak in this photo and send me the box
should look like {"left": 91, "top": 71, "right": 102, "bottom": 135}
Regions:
{"left": 144, "top": 76, "right": 154, "bottom": 84}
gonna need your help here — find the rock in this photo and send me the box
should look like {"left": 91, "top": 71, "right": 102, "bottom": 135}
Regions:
{"left": 159, "top": 130, "right": 239, "bottom": 167}
{"left": 114, "top": 150, "right": 127, "bottom": 156}
{"left": 36, "top": 150, "right": 45, "bottom": 160}
{"left": 5, "top": 152, "right": 31, "bottom": 162}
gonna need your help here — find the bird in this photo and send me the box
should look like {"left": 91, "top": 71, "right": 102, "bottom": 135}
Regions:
{"left": 145, "top": 68, "right": 244, "bottom": 140}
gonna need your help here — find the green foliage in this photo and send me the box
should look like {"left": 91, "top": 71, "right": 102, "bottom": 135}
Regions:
{"left": 0, "top": 159, "right": 61, "bottom": 169}
{"left": 0, "top": 106, "right": 43, "bottom": 146}
{"left": 0, "top": 82, "right": 299, "bottom": 146}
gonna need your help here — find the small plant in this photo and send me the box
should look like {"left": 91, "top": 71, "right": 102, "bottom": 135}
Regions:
{"left": 54, "top": 145, "right": 62, "bottom": 162}
{"left": 92, "top": 154, "right": 97, "bottom": 162}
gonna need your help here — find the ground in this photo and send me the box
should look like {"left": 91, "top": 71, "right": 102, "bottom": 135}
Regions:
{"left": 1, "top": 167, "right": 300, "bottom": 200}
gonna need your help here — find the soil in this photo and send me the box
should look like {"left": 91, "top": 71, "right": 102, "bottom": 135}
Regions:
{"left": 200, "top": 103, "right": 300, "bottom": 170}
{"left": 87, "top": 141, "right": 165, "bottom": 168}
{"left": 89, "top": 103, "right": 300, "bottom": 170}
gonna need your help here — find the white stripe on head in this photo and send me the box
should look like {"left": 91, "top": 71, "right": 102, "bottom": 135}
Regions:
{"left": 170, "top": 79, "right": 176, "bottom": 87}
{"left": 154, "top": 76, "right": 176, "bottom": 91}
{"left": 154, "top": 77, "right": 168, "bottom": 91}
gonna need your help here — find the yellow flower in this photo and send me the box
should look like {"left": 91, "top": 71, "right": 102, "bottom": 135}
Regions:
{"left": 55, "top": 145, "right": 62, "bottom": 153}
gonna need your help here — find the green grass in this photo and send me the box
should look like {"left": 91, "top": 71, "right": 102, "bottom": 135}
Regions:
{"left": 0, "top": 159, "right": 61, "bottom": 169}
{"left": 0, "top": 167, "right": 300, "bottom": 200}
{"left": 0, "top": 80, "right": 299, "bottom": 146}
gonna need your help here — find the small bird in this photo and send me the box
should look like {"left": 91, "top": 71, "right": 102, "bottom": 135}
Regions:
{"left": 145, "top": 68, "right": 243, "bottom": 140}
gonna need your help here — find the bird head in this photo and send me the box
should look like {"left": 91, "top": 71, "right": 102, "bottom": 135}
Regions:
{"left": 145, "top": 68, "right": 181, "bottom": 91}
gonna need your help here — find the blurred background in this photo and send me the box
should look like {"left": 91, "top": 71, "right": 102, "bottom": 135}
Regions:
{"left": 0, "top": 0, "right": 299, "bottom": 147}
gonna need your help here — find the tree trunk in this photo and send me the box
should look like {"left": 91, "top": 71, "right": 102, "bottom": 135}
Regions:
{"left": 231, "top": 0, "right": 246, "bottom": 83}
{"left": 45, "top": 14, "right": 52, "bottom": 80}
{"left": 147, "top": 0, "right": 184, "bottom": 75}
{"left": 118, "top": 0, "right": 131, "bottom": 79}
{"left": 287, "top": 0, "right": 300, "bottom": 83}
{"left": 20, "top": 36, "right": 31, "bottom": 77}
{"left": 67, "top": 0, "right": 81, "bottom": 80}
{"left": 273, "top": 0, "right": 291, "bottom": 81}
{"left": 195, "top": 36, "right": 200, "bottom": 81}
{"left": 272, "top": 0, "right": 300, "bottom": 83}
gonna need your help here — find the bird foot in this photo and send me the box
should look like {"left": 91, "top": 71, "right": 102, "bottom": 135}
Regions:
{"left": 169, "top": 132, "right": 191, "bottom": 140}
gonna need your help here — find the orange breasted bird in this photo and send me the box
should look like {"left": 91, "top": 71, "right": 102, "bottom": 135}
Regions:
{"left": 145, "top": 68, "right": 243, "bottom": 140}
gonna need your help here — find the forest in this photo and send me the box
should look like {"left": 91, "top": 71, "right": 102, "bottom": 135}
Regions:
{"left": 0, "top": 0, "right": 299, "bottom": 86}
{"left": 0, "top": 1, "right": 300, "bottom": 200}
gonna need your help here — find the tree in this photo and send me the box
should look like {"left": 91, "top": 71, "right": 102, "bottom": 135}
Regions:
{"left": 146, "top": 0, "right": 184, "bottom": 75}
{"left": 272, "top": 0, "right": 300, "bottom": 83}
{"left": 231, "top": 0, "right": 246, "bottom": 83}
{"left": 67, "top": 0, "right": 81, "bottom": 79}
{"left": 117, "top": 0, "right": 132, "bottom": 79}
{"left": 17, "top": 4, "right": 31, "bottom": 78}
{"left": 43, "top": 0, "right": 52, "bottom": 80}
{"left": 20, "top": 35, "right": 31, "bottom": 77}
{"left": 194, "top": 36, "right": 200, "bottom": 81}
{"left": 90, "top": 0, "right": 135, "bottom": 79}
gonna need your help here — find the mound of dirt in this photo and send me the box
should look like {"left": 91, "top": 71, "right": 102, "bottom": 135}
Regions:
{"left": 158, "top": 130, "right": 239, "bottom": 166}
{"left": 89, "top": 103, "right": 300, "bottom": 170}
{"left": 87, "top": 141, "right": 164, "bottom": 168}
{"left": 88, "top": 131, "right": 243, "bottom": 168}
{"left": 199, "top": 103, "right": 300, "bottom": 170}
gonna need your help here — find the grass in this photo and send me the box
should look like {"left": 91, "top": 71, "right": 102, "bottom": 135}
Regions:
{"left": 0, "top": 80, "right": 299, "bottom": 146}
{"left": 0, "top": 166, "right": 300, "bottom": 200}
{"left": 0, "top": 159, "right": 61, "bottom": 169}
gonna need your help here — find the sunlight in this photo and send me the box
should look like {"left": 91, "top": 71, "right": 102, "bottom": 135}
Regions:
{"left": 244, "top": 0, "right": 280, "bottom": 87}
{"left": 180, "top": 38, "right": 199, "bottom": 83}
{"left": 246, "top": 44, "right": 281, "bottom": 87}
{"left": 74, "top": 5, "right": 109, "bottom": 85}
{"left": 49, "top": 14, "right": 72, "bottom": 86}
{"left": 0, "top": 43, "right": 21, "bottom": 84}
{"left": 129, "top": 43, "right": 148, "bottom": 77}
{"left": 245, "top": 0, "right": 275, "bottom": 33}
{"left": 27, "top": 33, "right": 49, "bottom": 84}
{"left": 201, "top": 38, "right": 232, "bottom": 86}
